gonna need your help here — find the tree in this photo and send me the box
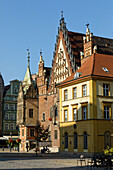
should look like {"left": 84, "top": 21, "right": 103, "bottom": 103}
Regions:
{"left": 35, "top": 120, "right": 49, "bottom": 154}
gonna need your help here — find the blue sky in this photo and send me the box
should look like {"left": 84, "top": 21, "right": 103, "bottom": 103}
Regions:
{"left": 0, "top": 0, "right": 113, "bottom": 85}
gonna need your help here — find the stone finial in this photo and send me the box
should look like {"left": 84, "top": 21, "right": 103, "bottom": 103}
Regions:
{"left": 86, "top": 23, "right": 90, "bottom": 35}
{"left": 27, "top": 48, "right": 30, "bottom": 67}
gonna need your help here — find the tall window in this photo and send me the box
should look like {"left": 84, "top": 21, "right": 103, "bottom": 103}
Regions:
{"left": 82, "top": 106, "right": 87, "bottom": 120}
{"left": 22, "top": 129, "right": 24, "bottom": 137}
{"left": 82, "top": 85, "right": 87, "bottom": 97}
{"left": 64, "top": 110, "right": 67, "bottom": 122}
{"left": 84, "top": 132, "right": 88, "bottom": 149}
{"left": 5, "top": 104, "right": 9, "bottom": 110}
{"left": 73, "top": 108, "right": 77, "bottom": 121}
{"left": 55, "top": 107, "right": 58, "bottom": 117}
{"left": 54, "top": 130, "right": 58, "bottom": 140}
{"left": 11, "top": 104, "right": 15, "bottom": 110}
{"left": 104, "top": 106, "right": 110, "bottom": 119}
{"left": 103, "top": 84, "right": 109, "bottom": 96}
{"left": 5, "top": 113, "right": 9, "bottom": 120}
{"left": 42, "top": 113, "right": 45, "bottom": 121}
{"left": 64, "top": 90, "right": 68, "bottom": 100}
{"left": 30, "top": 129, "right": 34, "bottom": 137}
{"left": 10, "top": 123, "right": 14, "bottom": 130}
{"left": 11, "top": 114, "right": 14, "bottom": 120}
{"left": 5, "top": 123, "right": 8, "bottom": 130}
{"left": 74, "top": 132, "right": 77, "bottom": 149}
{"left": 73, "top": 87, "right": 77, "bottom": 99}
{"left": 29, "top": 109, "right": 33, "bottom": 118}
{"left": 65, "top": 132, "right": 68, "bottom": 149}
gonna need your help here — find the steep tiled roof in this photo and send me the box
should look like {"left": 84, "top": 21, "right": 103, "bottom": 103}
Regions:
{"left": 57, "top": 53, "right": 113, "bottom": 86}
{"left": 68, "top": 31, "right": 84, "bottom": 66}
{"left": 67, "top": 31, "right": 113, "bottom": 67}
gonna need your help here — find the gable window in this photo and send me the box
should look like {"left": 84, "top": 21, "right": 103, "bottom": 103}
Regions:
{"left": 29, "top": 109, "right": 33, "bottom": 118}
{"left": 103, "top": 84, "right": 109, "bottom": 96}
{"left": 64, "top": 110, "right": 67, "bottom": 122}
{"left": 82, "top": 85, "right": 87, "bottom": 97}
{"left": 14, "top": 85, "right": 18, "bottom": 94}
{"left": 42, "top": 113, "right": 45, "bottom": 121}
{"left": 104, "top": 106, "right": 110, "bottom": 119}
{"left": 73, "top": 87, "right": 77, "bottom": 99}
{"left": 82, "top": 106, "right": 87, "bottom": 120}
{"left": 84, "top": 132, "right": 88, "bottom": 149}
{"left": 30, "top": 129, "right": 34, "bottom": 137}
{"left": 73, "top": 108, "right": 77, "bottom": 121}
{"left": 64, "top": 90, "right": 68, "bottom": 100}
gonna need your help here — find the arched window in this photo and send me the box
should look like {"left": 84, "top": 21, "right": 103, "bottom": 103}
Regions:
{"left": 74, "top": 132, "right": 77, "bottom": 149}
{"left": 104, "top": 131, "right": 111, "bottom": 148}
{"left": 42, "top": 113, "right": 45, "bottom": 121}
{"left": 65, "top": 132, "right": 68, "bottom": 149}
{"left": 84, "top": 132, "right": 88, "bottom": 149}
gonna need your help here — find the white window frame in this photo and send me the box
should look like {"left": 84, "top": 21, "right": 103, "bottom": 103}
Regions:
{"left": 64, "top": 110, "right": 67, "bottom": 122}
{"left": 11, "top": 104, "right": 15, "bottom": 110}
{"left": 83, "top": 85, "right": 87, "bottom": 97}
{"left": 11, "top": 114, "right": 14, "bottom": 120}
{"left": 83, "top": 106, "right": 87, "bottom": 120}
{"left": 10, "top": 123, "right": 14, "bottom": 130}
{"left": 73, "top": 87, "right": 77, "bottom": 99}
{"left": 5, "top": 123, "right": 9, "bottom": 130}
{"left": 5, "top": 104, "right": 9, "bottom": 110}
{"left": 5, "top": 113, "right": 9, "bottom": 120}
{"left": 103, "top": 84, "right": 109, "bottom": 96}
{"left": 104, "top": 106, "right": 110, "bottom": 119}
{"left": 73, "top": 108, "right": 77, "bottom": 121}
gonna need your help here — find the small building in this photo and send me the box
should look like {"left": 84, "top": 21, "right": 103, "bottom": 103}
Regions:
{"left": 17, "top": 51, "right": 38, "bottom": 151}
{"left": 57, "top": 53, "right": 113, "bottom": 155}
{"left": 3, "top": 79, "right": 20, "bottom": 141}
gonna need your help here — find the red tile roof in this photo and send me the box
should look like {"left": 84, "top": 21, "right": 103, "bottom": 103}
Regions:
{"left": 57, "top": 53, "right": 113, "bottom": 87}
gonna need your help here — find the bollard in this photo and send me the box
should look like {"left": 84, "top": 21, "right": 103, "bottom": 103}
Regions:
{"left": 2, "top": 147, "right": 4, "bottom": 151}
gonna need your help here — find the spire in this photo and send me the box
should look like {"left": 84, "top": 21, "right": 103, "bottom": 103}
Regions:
{"left": 22, "top": 49, "right": 32, "bottom": 94}
{"left": 40, "top": 49, "right": 43, "bottom": 61}
{"left": 60, "top": 10, "right": 65, "bottom": 29}
{"left": 27, "top": 48, "right": 30, "bottom": 67}
{"left": 86, "top": 22, "right": 90, "bottom": 35}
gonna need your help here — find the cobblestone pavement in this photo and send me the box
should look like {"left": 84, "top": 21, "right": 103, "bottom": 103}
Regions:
{"left": 0, "top": 155, "right": 104, "bottom": 170}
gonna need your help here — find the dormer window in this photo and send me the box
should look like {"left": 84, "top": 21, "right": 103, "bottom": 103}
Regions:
{"left": 102, "top": 67, "right": 109, "bottom": 73}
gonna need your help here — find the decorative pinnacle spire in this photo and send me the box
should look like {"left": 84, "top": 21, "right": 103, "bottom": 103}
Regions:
{"left": 86, "top": 22, "right": 90, "bottom": 34}
{"left": 40, "top": 49, "right": 43, "bottom": 61}
{"left": 27, "top": 48, "right": 30, "bottom": 67}
{"left": 86, "top": 23, "right": 89, "bottom": 28}
{"left": 61, "top": 11, "right": 63, "bottom": 19}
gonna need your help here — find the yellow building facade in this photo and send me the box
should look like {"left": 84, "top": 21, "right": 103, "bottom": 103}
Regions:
{"left": 58, "top": 53, "right": 113, "bottom": 155}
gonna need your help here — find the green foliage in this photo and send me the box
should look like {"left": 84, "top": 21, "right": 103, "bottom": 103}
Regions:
{"left": 35, "top": 120, "right": 50, "bottom": 143}
{"left": 104, "top": 146, "right": 113, "bottom": 156}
